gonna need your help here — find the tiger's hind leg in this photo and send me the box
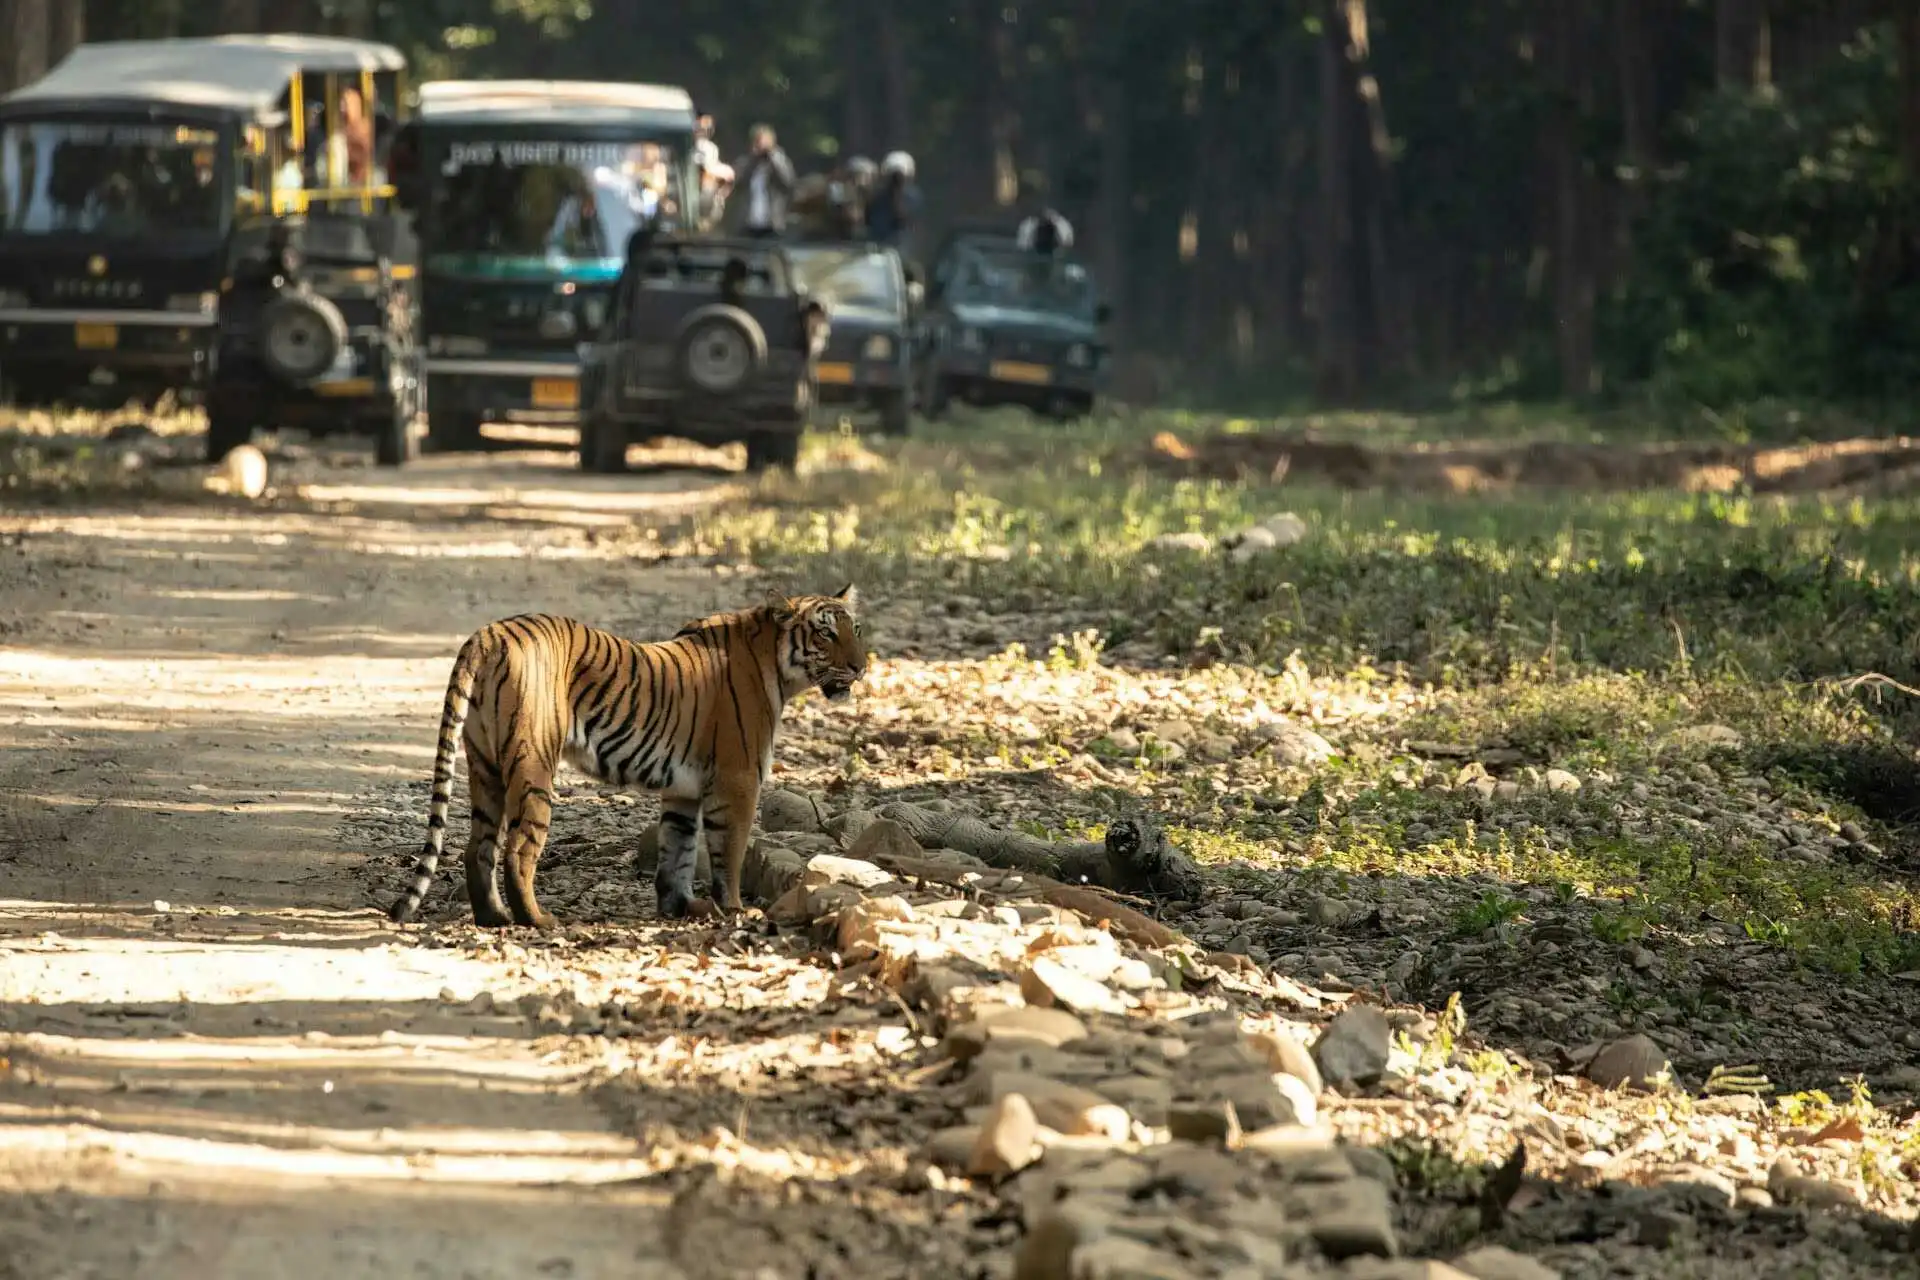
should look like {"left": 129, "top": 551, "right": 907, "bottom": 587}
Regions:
{"left": 653, "top": 796, "right": 713, "bottom": 920}
{"left": 497, "top": 775, "right": 559, "bottom": 930}
{"left": 462, "top": 748, "right": 512, "bottom": 927}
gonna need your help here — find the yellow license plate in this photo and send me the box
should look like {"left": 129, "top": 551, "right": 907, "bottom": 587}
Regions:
{"left": 531, "top": 376, "right": 578, "bottom": 408}
{"left": 815, "top": 362, "right": 854, "bottom": 385}
{"left": 313, "top": 377, "right": 374, "bottom": 398}
{"left": 74, "top": 323, "right": 118, "bottom": 349}
{"left": 990, "top": 360, "right": 1051, "bottom": 385}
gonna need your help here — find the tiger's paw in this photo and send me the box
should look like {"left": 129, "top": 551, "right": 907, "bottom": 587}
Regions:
{"left": 655, "top": 886, "right": 704, "bottom": 920}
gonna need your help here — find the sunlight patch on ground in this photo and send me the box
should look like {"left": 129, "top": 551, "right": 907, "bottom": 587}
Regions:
{"left": 148, "top": 588, "right": 338, "bottom": 604}
{"left": 0, "top": 1123, "right": 665, "bottom": 1188}
{"left": 0, "top": 936, "right": 511, "bottom": 1006}
{"left": 0, "top": 1101, "right": 640, "bottom": 1159}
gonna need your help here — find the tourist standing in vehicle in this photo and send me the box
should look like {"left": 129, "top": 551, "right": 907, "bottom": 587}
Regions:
{"left": 692, "top": 113, "right": 733, "bottom": 227}
{"left": 732, "top": 123, "right": 794, "bottom": 238}
{"left": 326, "top": 85, "right": 377, "bottom": 188}
{"left": 1017, "top": 203, "right": 1074, "bottom": 254}
{"left": 841, "top": 155, "right": 877, "bottom": 237}
{"left": 864, "top": 150, "right": 920, "bottom": 247}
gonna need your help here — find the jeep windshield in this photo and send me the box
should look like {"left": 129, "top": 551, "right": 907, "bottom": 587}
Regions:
{"left": 0, "top": 118, "right": 228, "bottom": 238}
{"left": 946, "top": 247, "right": 1098, "bottom": 323}
{"left": 426, "top": 138, "right": 685, "bottom": 280}
{"left": 785, "top": 245, "right": 899, "bottom": 313}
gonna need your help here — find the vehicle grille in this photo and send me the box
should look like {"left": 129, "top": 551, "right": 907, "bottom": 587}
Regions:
{"left": 989, "top": 334, "right": 1065, "bottom": 361}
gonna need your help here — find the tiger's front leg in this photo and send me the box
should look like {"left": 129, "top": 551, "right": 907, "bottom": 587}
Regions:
{"left": 704, "top": 781, "right": 758, "bottom": 914}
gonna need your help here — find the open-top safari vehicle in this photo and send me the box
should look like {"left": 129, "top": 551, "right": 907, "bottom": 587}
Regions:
{"left": 575, "top": 232, "right": 826, "bottom": 473}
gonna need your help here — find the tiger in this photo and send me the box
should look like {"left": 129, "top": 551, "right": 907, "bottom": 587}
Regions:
{"left": 385, "top": 587, "right": 866, "bottom": 930}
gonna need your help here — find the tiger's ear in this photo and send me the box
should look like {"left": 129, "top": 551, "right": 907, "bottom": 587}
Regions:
{"left": 832, "top": 583, "right": 859, "bottom": 612}
{"left": 764, "top": 588, "right": 798, "bottom": 625}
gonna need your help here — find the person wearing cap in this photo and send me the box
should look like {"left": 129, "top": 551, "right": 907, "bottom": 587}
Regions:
{"left": 864, "top": 150, "right": 921, "bottom": 246}
{"left": 1016, "top": 204, "right": 1074, "bottom": 254}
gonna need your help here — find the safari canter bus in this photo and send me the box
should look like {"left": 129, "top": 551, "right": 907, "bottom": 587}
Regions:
{"left": 390, "top": 80, "right": 698, "bottom": 452}
{"left": 0, "top": 38, "right": 305, "bottom": 407}
{"left": 0, "top": 33, "right": 413, "bottom": 429}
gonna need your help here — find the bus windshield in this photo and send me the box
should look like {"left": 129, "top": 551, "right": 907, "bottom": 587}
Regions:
{"left": 426, "top": 137, "right": 684, "bottom": 278}
{"left": 0, "top": 118, "right": 228, "bottom": 236}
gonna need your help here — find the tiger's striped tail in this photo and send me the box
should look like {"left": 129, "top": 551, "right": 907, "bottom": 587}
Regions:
{"left": 387, "top": 630, "right": 490, "bottom": 924}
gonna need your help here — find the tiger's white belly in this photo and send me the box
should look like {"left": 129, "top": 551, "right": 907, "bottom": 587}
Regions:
{"left": 562, "top": 742, "right": 705, "bottom": 799}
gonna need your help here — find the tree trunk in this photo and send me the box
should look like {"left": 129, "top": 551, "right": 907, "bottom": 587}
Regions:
{"left": 1313, "top": 0, "right": 1360, "bottom": 400}
{"left": 838, "top": 0, "right": 876, "bottom": 158}
{"left": 1071, "top": 0, "right": 1129, "bottom": 347}
{"left": 875, "top": 1, "right": 910, "bottom": 154}
{"left": 0, "top": 0, "right": 51, "bottom": 95}
{"left": 1898, "top": 3, "right": 1920, "bottom": 189}
{"left": 989, "top": 2, "right": 1021, "bottom": 206}
{"left": 261, "top": 0, "right": 309, "bottom": 33}
{"left": 217, "top": 0, "right": 259, "bottom": 32}
{"left": 1339, "top": 0, "right": 1409, "bottom": 380}
{"left": 49, "top": 0, "right": 81, "bottom": 61}
{"left": 1182, "top": 47, "right": 1221, "bottom": 368}
{"left": 958, "top": 0, "right": 1017, "bottom": 217}
{"left": 1715, "top": 0, "right": 1769, "bottom": 89}
{"left": 1614, "top": 0, "right": 1657, "bottom": 198}
{"left": 1266, "top": 32, "right": 1308, "bottom": 356}
{"left": 1544, "top": 0, "right": 1598, "bottom": 398}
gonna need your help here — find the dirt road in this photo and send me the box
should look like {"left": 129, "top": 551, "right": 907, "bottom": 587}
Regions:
{"left": 0, "top": 451, "right": 773, "bottom": 1279}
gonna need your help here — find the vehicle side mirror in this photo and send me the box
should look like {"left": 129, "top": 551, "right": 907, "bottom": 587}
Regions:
{"left": 1096, "top": 302, "right": 1113, "bottom": 325}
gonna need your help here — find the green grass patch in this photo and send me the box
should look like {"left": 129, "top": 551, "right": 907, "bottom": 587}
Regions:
{"left": 714, "top": 411, "right": 1920, "bottom": 974}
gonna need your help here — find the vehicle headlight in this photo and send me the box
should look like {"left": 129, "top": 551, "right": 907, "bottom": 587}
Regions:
{"left": 1065, "top": 343, "right": 1091, "bottom": 368}
{"left": 862, "top": 334, "right": 892, "bottom": 361}
{"left": 581, "top": 296, "right": 607, "bottom": 332}
{"left": 167, "top": 292, "right": 217, "bottom": 316}
{"left": 957, "top": 327, "right": 984, "bottom": 352}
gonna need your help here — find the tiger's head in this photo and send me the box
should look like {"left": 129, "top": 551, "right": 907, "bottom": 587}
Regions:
{"left": 775, "top": 585, "right": 867, "bottom": 701}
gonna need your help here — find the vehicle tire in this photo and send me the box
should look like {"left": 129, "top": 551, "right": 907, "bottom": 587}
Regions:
{"left": 205, "top": 407, "right": 254, "bottom": 463}
{"left": 259, "top": 289, "right": 349, "bottom": 385}
{"left": 674, "top": 305, "right": 768, "bottom": 395}
{"left": 742, "top": 430, "right": 800, "bottom": 473}
{"left": 877, "top": 388, "right": 911, "bottom": 436}
{"left": 424, "top": 408, "right": 485, "bottom": 453}
{"left": 374, "top": 396, "right": 418, "bottom": 468}
{"left": 921, "top": 370, "right": 951, "bottom": 420}
{"left": 580, "top": 415, "right": 630, "bottom": 473}
{"left": 1048, "top": 392, "right": 1095, "bottom": 422}
{"left": 4, "top": 370, "right": 63, "bottom": 409}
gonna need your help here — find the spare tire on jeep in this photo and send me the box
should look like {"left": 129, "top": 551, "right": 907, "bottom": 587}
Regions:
{"left": 674, "top": 304, "right": 767, "bottom": 395}
{"left": 259, "top": 289, "right": 349, "bottom": 385}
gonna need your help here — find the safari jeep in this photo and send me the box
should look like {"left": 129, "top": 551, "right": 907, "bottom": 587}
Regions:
{"left": 784, "top": 239, "right": 919, "bottom": 436}
{"left": 390, "top": 80, "right": 698, "bottom": 452}
{"left": 576, "top": 234, "right": 825, "bottom": 473}
{"left": 921, "top": 231, "right": 1111, "bottom": 421}
{"left": 202, "top": 35, "right": 420, "bottom": 466}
